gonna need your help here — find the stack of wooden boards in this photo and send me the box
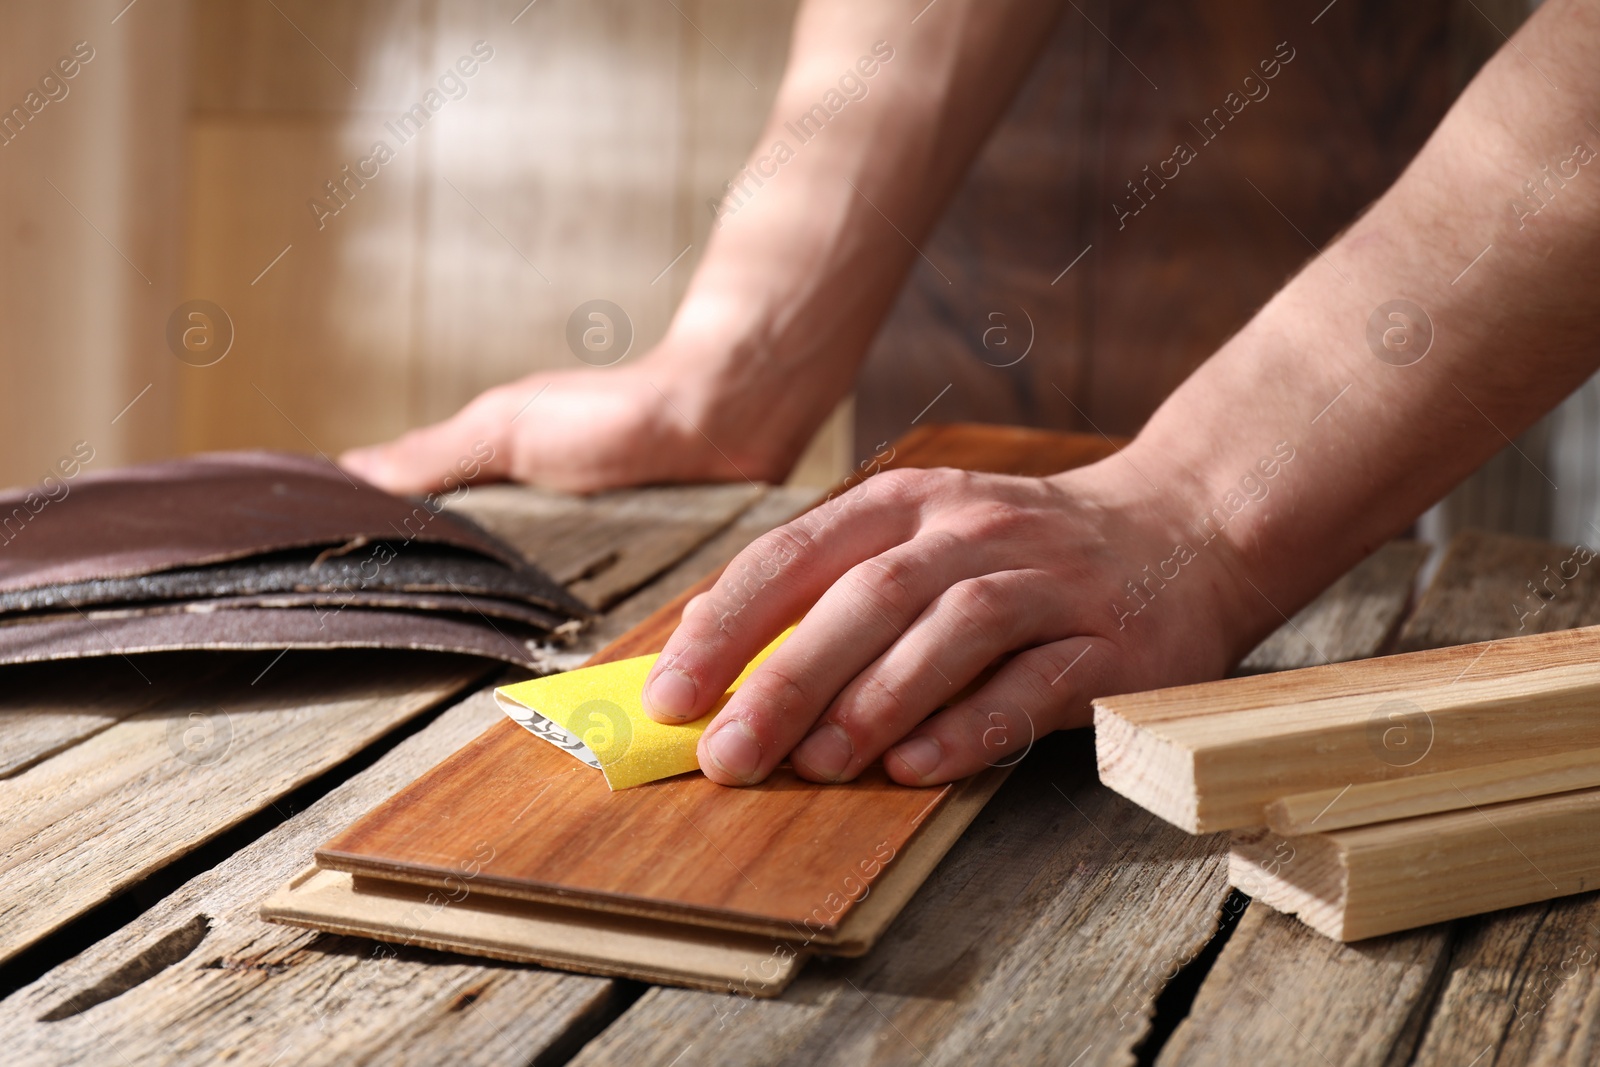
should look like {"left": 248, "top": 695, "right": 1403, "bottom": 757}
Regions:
{"left": 263, "top": 425, "right": 1123, "bottom": 995}
{"left": 1095, "top": 623, "right": 1600, "bottom": 940}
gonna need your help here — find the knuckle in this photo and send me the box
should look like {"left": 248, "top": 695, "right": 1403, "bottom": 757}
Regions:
{"left": 837, "top": 674, "right": 912, "bottom": 734}
{"left": 963, "top": 500, "right": 1033, "bottom": 540}
{"left": 847, "top": 554, "right": 924, "bottom": 619}
{"left": 746, "top": 661, "right": 813, "bottom": 716}
{"left": 943, "top": 577, "right": 1009, "bottom": 631}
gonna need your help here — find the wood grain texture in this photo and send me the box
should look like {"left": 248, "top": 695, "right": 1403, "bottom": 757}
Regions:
{"left": 0, "top": 651, "right": 486, "bottom": 968}
{"left": 1232, "top": 786, "right": 1600, "bottom": 941}
{"left": 1238, "top": 541, "right": 1428, "bottom": 673}
{"left": 1155, "top": 529, "right": 1599, "bottom": 1067}
{"left": 0, "top": 655, "right": 230, "bottom": 779}
{"left": 1153, "top": 904, "right": 1453, "bottom": 1067}
{"left": 0, "top": 686, "right": 619, "bottom": 1067}
{"left": 568, "top": 730, "right": 1231, "bottom": 1067}
{"left": 317, "top": 721, "right": 953, "bottom": 940}
{"left": 317, "top": 426, "right": 1113, "bottom": 941}
{"left": 264, "top": 767, "right": 1006, "bottom": 995}
{"left": 1396, "top": 528, "right": 1600, "bottom": 651}
{"left": 1096, "top": 624, "right": 1600, "bottom": 832}
{"left": 1267, "top": 745, "right": 1600, "bottom": 835}
{"left": 446, "top": 482, "right": 765, "bottom": 610}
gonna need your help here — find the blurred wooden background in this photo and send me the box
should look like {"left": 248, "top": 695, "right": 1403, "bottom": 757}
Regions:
{"left": 0, "top": 0, "right": 1558, "bottom": 527}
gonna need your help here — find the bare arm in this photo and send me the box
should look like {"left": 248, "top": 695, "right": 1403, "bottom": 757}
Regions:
{"left": 642, "top": 0, "right": 1600, "bottom": 787}
{"left": 342, "top": 0, "right": 1063, "bottom": 492}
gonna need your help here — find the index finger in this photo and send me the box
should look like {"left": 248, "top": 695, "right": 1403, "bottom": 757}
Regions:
{"left": 641, "top": 479, "right": 920, "bottom": 724}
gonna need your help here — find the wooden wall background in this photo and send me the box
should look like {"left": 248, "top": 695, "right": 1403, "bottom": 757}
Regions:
{"left": 0, "top": 0, "right": 1537, "bottom": 503}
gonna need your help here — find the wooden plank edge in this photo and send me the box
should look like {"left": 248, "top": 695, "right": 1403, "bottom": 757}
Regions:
{"left": 1232, "top": 785, "right": 1600, "bottom": 941}
{"left": 261, "top": 866, "right": 801, "bottom": 997}
{"left": 1265, "top": 745, "right": 1600, "bottom": 835}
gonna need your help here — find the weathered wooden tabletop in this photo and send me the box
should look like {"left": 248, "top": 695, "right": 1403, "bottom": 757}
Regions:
{"left": 2, "top": 461, "right": 1595, "bottom": 1066}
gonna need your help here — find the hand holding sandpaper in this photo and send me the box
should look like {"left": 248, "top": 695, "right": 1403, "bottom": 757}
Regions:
{"left": 0, "top": 451, "right": 585, "bottom": 669}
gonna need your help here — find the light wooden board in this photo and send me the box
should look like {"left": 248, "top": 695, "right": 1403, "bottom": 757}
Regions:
{"left": 0, "top": 686, "right": 617, "bottom": 1067}
{"left": 0, "top": 651, "right": 486, "bottom": 968}
{"left": 1232, "top": 788, "right": 1600, "bottom": 941}
{"left": 1155, "top": 529, "right": 1600, "bottom": 1066}
{"left": 1267, "top": 745, "right": 1600, "bottom": 835}
{"left": 1096, "top": 624, "right": 1600, "bottom": 833}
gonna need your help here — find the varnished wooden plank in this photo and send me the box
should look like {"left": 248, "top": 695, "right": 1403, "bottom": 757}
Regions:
{"left": 887, "top": 422, "right": 1121, "bottom": 477}
{"left": 0, "top": 651, "right": 485, "bottom": 967}
{"left": 445, "top": 482, "right": 766, "bottom": 610}
{"left": 1238, "top": 541, "right": 1428, "bottom": 672}
{"left": 317, "top": 727, "right": 955, "bottom": 940}
{"left": 0, "top": 687, "right": 617, "bottom": 1067}
{"left": 1157, "top": 529, "right": 1600, "bottom": 1066}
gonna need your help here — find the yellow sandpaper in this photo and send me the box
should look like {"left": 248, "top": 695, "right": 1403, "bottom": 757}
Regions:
{"left": 497, "top": 627, "right": 793, "bottom": 790}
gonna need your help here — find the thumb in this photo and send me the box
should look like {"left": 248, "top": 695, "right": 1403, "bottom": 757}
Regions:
{"left": 340, "top": 393, "right": 516, "bottom": 494}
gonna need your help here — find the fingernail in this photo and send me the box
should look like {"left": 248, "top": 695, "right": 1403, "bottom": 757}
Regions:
{"left": 706, "top": 720, "right": 763, "bottom": 783}
{"left": 794, "top": 723, "right": 854, "bottom": 782}
{"left": 644, "top": 668, "right": 698, "bottom": 721}
{"left": 890, "top": 736, "right": 942, "bottom": 781}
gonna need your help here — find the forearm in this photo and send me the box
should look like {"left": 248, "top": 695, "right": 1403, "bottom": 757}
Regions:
{"left": 1119, "top": 0, "right": 1600, "bottom": 652}
{"left": 651, "top": 0, "right": 1062, "bottom": 474}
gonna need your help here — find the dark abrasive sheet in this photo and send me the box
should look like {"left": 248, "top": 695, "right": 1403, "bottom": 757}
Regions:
{"left": 0, "top": 545, "right": 586, "bottom": 621}
{"left": 0, "top": 606, "right": 553, "bottom": 669}
{"left": 0, "top": 451, "right": 540, "bottom": 593}
{"left": 68, "top": 591, "right": 568, "bottom": 631}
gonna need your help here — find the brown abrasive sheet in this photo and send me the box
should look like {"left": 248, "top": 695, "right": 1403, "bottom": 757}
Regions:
{"left": 0, "top": 546, "right": 585, "bottom": 620}
{"left": 0, "top": 451, "right": 541, "bottom": 593}
{"left": 0, "top": 606, "right": 554, "bottom": 669}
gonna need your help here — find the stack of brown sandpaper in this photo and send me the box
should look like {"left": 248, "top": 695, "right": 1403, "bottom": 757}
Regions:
{"left": 0, "top": 451, "right": 586, "bottom": 669}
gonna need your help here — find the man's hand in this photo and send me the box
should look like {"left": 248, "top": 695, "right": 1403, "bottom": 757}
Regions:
{"left": 339, "top": 363, "right": 769, "bottom": 495}
{"left": 642, "top": 462, "right": 1260, "bottom": 786}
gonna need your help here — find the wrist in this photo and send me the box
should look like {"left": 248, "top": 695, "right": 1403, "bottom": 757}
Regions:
{"left": 641, "top": 296, "right": 852, "bottom": 484}
{"left": 1060, "top": 443, "right": 1286, "bottom": 663}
